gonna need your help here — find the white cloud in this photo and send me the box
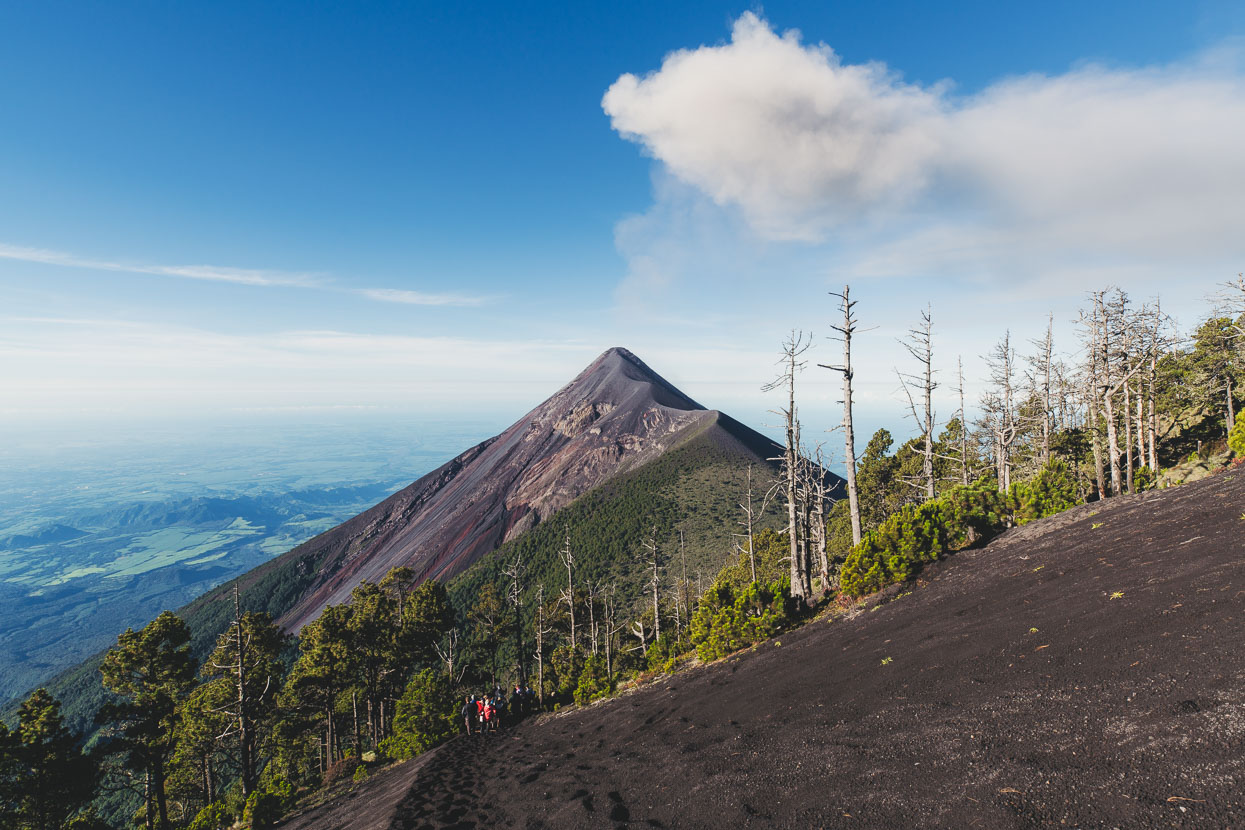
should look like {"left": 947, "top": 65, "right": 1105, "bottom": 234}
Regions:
{"left": 357, "top": 288, "right": 491, "bottom": 307}
{"left": 603, "top": 12, "right": 1245, "bottom": 269}
{"left": 0, "top": 243, "right": 323, "bottom": 287}
{"left": 604, "top": 13, "right": 945, "bottom": 240}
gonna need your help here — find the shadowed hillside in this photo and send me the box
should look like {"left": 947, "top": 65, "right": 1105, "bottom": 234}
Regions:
{"left": 280, "top": 466, "right": 1245, "bottom": 829}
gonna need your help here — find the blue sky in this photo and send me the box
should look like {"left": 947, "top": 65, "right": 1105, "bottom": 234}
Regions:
{"left": 3, "top": 1, "right": 1245, "bottom": 447}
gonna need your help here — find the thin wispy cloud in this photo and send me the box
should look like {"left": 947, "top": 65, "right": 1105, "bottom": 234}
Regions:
{"left": 0, "top": 243, "right": 323, "bottom": 287}
{"left": 0, "top": 242, "right": 493, "bottom": 307}
{"left": 357, "top": 288, "right": 492, "bottom": 307}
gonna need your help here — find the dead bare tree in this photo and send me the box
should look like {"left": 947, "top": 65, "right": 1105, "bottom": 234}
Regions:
{"left": 208, "top": 584, "right": 270, "bottom": 798}
{"left": 677, "top": 530, "right": 690, "bottom": 632}
{"left": 502, "top": 549, "right": 527, "bottom": 688}
{"left": 1028, "top": 313, "right": 1055, "bottom": 466}
{"left": 810, "top": 444, "right": 831, "bottom": 594}
{"left": 821, "top": 286, "right": 863, "bottom": 546}
{"left": 764, "top": 330, "right": 813, "bottom": 602}
{"left": 982, "top": 332, "right": 1020, "bottom": 491}
{"left": 433, "top": 628, "right": 468, "bottom": 684}
{"left": 584, "top": 581, "right": 600, "bottom": 655}
{"left": 734, "top": 465, "right": 763, "bottom": 583}
{"left": 639, "top": 526, "right": 663, "bottom": 643}
{"left": 602, "top": 584, "right": 627, "bottom": 684}
{"left": 532, "top": 584, "right": 553, "bottom": 707}
{"left": 897, "top": 305, "right": 937, "bottom": 499}
{"left": 558, "top": 529, "right": 576, "bottom": 649}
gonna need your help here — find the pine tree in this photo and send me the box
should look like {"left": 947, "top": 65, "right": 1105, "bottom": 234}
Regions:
{"left": 12, "top": 689, "right": 95, "bottom": 830}
{"left": 99, "top": 611, "right": 196, "bottom": 830}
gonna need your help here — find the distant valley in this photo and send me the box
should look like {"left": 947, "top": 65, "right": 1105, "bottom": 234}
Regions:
{"left": 0, "top": 418, "right": 500, "bottom": 700}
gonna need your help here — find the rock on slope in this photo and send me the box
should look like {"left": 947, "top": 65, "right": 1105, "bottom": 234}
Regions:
{"left": 281, "top": 466, "right": 1245, "bottom": 829}
{"left": 214, "top": 347, "right": 782, "bottom": 633}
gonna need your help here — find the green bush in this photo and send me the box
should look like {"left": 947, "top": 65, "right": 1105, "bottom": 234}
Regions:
{"left": 549, "top": 645, "right": 585, "bottom": 698}
{"left": 377, "top": 669, "right": 456, "bottom": 761}
{"left": 188, "top": 802, "right": 232, "bottom": 830}
{"left": 840, "top": 481, "right": 1013, "bottom": 597}
{"left": 644, "top": 630, "right": 691, "bottom": 673}
{"left": 240, "top": 777, "right": 292, "bottom": 830}
{"left": 689, "top": 579, "right": 793, "bottom": 662}
{"left": 1230, "top": 416, "right": 1245, "bottom": 458}
{"left": 1011, "top": 459, "right": 1081, "bottom": 524}
{"left": 572, "top": 655, "right": 612, "bottom": 705}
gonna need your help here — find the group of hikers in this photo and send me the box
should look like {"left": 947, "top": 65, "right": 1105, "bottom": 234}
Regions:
{"left": 462, "top": 683, "right": 537, "bottom": 735}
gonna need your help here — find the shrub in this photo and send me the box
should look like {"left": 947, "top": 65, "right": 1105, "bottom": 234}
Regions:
{"left": 690, "top": 578, "right": 793, "bottom": 662}
{"left": 1011, "top": 459, "right": 1081, "bottom": 524}
{"left": 377, "top": 668, "right": 457, "bottom": 761}
{"left": 1230, "top": 416, "right": 1245, "bottom": 458}
{"left": 644, "top": 630, "right": 691, "bottom": 673}
{"left": 572, "top": 655, "right": 612, "bottom": 704}
{"left": 549, "top": 645, "right": 585, "bottom": 698}
{"left": 840, "top": 481, "right": 1013, "bottom": 597}
{"left": 242, "top": 778, "right": 292, "bottom": 830}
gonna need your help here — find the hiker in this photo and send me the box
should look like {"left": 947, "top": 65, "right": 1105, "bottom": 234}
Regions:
{"left": 476, "top": 695, "right": 486, "bottom": 731}
{"left": 461, "top": 695, "right": 476, "bottom": 735}
{"left": 482, "top": 696, "right": 495, "bottom": 732}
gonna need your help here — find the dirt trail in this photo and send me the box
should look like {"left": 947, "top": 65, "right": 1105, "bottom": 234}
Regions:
{"left": 280, "top": 467, "right": 1245, "bottom": 829}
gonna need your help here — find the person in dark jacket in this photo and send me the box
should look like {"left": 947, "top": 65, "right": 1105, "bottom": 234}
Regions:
{"left": 461, "top": 695, "right": 476, "bottom": 735}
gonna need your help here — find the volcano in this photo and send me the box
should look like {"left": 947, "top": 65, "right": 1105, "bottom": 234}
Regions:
{"left": 214, "top": 347, "right": 799, "bottom": 633}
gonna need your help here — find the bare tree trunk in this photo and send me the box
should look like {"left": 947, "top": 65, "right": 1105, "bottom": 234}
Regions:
{"left": 559, "top": 531, "right": 576, "bottom": 649}
{"left": 958, "top": 357, "right": 970, "bottom": 486}
{"left": 1123, "top": 379, "right": 1135, "bottom": 493}
{"left": 1148, "top": 352, "right": 1158, "bottom": 470}
{"left": 1227, "top": 377, "right": 1236, "bottom": 435}
{"left": 1040, "top": 314, "right": 1053, "bottom": 464}
{"left": 504, "top": 551, "right": 528, "bottom": 687}
{"left": 1103, "top": 391, "right": 1122, "bottom": 495}
{"left": 812, "top": 445, "right": 829, "bottom": 594}
{"left": 985, "top": 332, "right": 1018, "bottom": 492}
{"left": 899, "top": 305, "right": 937, "bottom": 500}
{"left": 678, "top": 530, "right": 690, "bottom": 630}
{"left": 533, "top": 586, "right": 551, "bottom": 708}
{"left": 740, "top": 466, "right": 757, "bottom": 583}
{"left": 766, "top": 331, "right": 813, "bottom": 600}
{"left": 645, "top": 528, "right": 662, "bottom": 643}
{"left": 823, "top": 287, "right": 863, "bottom": 545}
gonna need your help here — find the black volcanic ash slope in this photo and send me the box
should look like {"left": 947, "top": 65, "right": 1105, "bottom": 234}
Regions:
{"left": 281, "top": 467, "right": 1245, "bottom": 830}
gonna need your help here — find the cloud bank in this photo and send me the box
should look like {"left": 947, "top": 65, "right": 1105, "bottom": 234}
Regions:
{"left": 603, "top": 13, "right": 1245, "bottom": 274}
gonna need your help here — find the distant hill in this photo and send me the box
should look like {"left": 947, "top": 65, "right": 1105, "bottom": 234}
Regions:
{"left": 278, "top": 467, "right": 1245, "bottom": 830}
